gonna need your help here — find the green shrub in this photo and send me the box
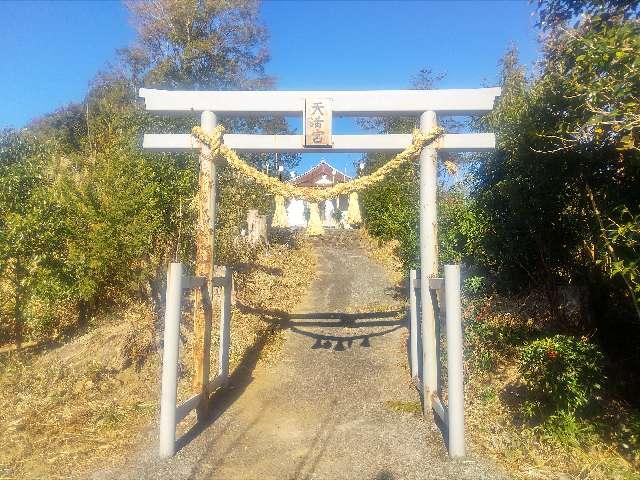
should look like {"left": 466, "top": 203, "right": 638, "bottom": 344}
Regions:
{"left": 359, "top": 162, "right": 420, "bottom": 269}
{"left": 361, "top": 172, "right": 486, "bottom": 272}
{"left": 520, "top": 335, "right": 604, "bottom": 417}
{"left": 536, "top": 410, "right": 599, "bottom": 447}
{"left": 463, "top": 275, "right": 486, "bottom": 296}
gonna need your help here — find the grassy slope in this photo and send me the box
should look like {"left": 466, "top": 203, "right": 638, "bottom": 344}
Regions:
{"left": 464, "top": 294, "right": 640, "bottom": 480}
{"left": 0, "top": 240, "right": 316, "bottom": 480}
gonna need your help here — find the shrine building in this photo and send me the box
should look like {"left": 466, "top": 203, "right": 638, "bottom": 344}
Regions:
{"left": 290, "top": 159, "right": 352, "bottom": 211}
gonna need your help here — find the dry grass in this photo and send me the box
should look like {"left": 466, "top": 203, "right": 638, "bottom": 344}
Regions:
{"left": 175, "top": 238, "right": 317, "bottom": 409}
{"left": 0, "top": 304, "right": 159, "bottom": 480}
{"left": 356, "top": 228, "right": 405, "bottom": 285}
{"left": 0, "top": 239, "right": 316, "bottom": 480}
{"left": 465, "top": 294, "right": 640, "bottom": 480}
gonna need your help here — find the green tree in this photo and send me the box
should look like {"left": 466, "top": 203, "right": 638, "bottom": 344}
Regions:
{"left": 533, "top": 0, "right": 638, "bottom": 32}
{"left": 0, "top": 131, "right": 74, "bottom": 345}
{"left": 474, "top": 4, "right": 640, "bottom": 393}
{"left": 123, "top": 0, "right": 272, "bottom": 90}
{"left": 0, "top": 0, "right": 293, "bottom": 345}
{"left": 480, "top": 21, "right": 640, "bottom": 309}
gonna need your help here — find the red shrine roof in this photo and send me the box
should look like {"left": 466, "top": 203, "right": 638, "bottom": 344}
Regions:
{"left": 290, "top": 160, "right": 352, "bottom": 188}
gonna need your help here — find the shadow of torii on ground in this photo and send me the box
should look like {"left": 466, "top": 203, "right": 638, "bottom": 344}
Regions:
{"left": 237, "top": 303, "right": 406, "bottom": 351}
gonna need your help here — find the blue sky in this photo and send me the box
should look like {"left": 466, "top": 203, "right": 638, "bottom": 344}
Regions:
{"left": 0, "top": 0, "right": 540, "bottom": 174}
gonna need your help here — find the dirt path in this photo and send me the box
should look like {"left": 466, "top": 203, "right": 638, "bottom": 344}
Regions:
{"left": 92, "top": 235, "right": 507, "bottom": 480}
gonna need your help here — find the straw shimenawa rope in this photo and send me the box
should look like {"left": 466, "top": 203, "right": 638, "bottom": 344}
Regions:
{"left": 192, "top": 125, "right": 442, "bottom": 202}
{"left": 192, "top": 124, "right": 442, "bottom": 235}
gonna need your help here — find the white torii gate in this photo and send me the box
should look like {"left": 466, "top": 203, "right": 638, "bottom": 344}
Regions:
{"left": 140, "top": 87, "right": 500, "bottom": 459}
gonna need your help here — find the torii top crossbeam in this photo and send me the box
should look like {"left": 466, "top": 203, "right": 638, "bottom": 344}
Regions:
{"left": 139, "top": 87, "right": 501, "bottom": 154}
{"left": 139, "top": 87, "right": 501, "bottom": 116}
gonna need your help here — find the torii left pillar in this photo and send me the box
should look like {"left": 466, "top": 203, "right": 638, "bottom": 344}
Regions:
{"left": 193, "top": 110, "right": 218, "bottom": 421}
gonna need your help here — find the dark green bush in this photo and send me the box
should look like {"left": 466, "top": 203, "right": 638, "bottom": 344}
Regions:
{"left": 520, "top": 334, "right": 604, "bottom": 417}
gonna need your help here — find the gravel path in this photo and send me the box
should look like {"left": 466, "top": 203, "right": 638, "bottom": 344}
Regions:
{"left": 92, "top": 234, "right": 508, "bottom": 480}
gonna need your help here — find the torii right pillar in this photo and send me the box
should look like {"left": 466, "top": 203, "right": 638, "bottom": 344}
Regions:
{"left": 419, "top": 110, "right": 439, "bottom": 410}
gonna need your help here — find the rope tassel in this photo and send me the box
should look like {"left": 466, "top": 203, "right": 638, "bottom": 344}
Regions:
{"left": 272, "top": 195, "right": 288, "bottom": 228}
{"left": 346, "top": 192, "right": 362, "bottom": 225}
{"left": 306, "top": 203, "right": 324, "bottom": 236}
